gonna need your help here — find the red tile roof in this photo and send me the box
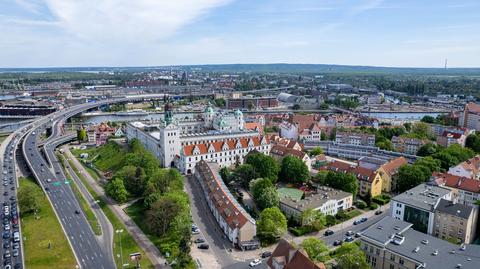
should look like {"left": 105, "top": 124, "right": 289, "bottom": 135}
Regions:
{"left": 432, "top": 172, "right": 480, "bottom": 193}
{"left": 271, "top": 145, "right": 307, "bottom": 159}
{"left": 183, "top": 136, "right": 269, "bottom": 156}
{"left": 381, "top": 157, "right": 408, "bottom": 177}
{"left": 195, "top": 160, "right": 254, "bottom": 230}
{"left": 267, "top": 239, "right": 325, "bottom": 269}
{"left": 466, "top": 102, "right": 480, "bottom": 114}
{"left": 321, "top": 161, "right": 355, "bottom": 173}
{"left": 351, "top": 166, "right": 378, "bottom": 183}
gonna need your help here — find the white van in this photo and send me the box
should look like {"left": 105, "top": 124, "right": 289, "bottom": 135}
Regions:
{"left": 13, "top": 232, "right": 20, "bottom": 242}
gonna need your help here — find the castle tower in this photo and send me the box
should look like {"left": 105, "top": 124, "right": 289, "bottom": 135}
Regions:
{"left": 204, "top": 105, "right": 214, "bottom": 128}
{"left": 234, "top": 109, "right": 244, "bottom": 130}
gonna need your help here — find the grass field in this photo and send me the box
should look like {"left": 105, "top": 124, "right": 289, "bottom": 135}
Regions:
{"left": 19, "top": 178, "right": 77, "bottom": 269}
{"left": 71, "top": 141, "right": 126, "bottom": 172}
{"left": 67, "top": 158, "right": 154, "bottom": 269}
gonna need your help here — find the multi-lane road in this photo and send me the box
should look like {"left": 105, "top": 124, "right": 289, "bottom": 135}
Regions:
{"left": 1, "top": 133, "right": 24, "bottom": 269}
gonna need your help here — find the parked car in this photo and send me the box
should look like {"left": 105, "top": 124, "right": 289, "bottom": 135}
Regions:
{"left": 353, "top": 220, "right": 361, "bottom": 225}
{"left": 361, "top": 217, "right": 368, "bottom": 222}
{"left": 333, "top": 240, "right": 343, "bottom": 246}
{"left": 194, "top": 238, "right": 205, "bottom": 244}
{"left": 261, "top": 251, "right": 272, "bottom": 258}
{"left": 344, "top": 236, "right": 354, "bottom": 242}
{"left": 375, "top": 210, "right": 383, "bottom": 215}
{"left": 345, "top": 230, "right": 354, "bottom": 237}
{"left": 249, "top": 259, "right": 262, "bottom": 267}
{"left": 324, "top": 229, "right": 334, "bottom": 236}
{"left": 192, "top": 229, "right": 200, "bottom": 235}
{"left": 355, "top": 232, "right": 361, "bottom": 238}
{"left": 197, "top": 243, "right": 209, "bottom": 250}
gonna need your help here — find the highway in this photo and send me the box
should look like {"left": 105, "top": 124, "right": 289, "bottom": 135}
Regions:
{"left": 19, "top": 96, "right": 167, "bottom": 268}
{"left": 0, "top": 132, "right": 25, "bottom": 269}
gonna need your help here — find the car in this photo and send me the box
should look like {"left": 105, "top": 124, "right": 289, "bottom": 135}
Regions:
{"left": 10, "top": 187, "right": 14, "bottom": 191}
{"left": 46, "top": 179, "right": 52, "bottom": 183}
{"left": 197, "top": 243, "right": 209, "bottom": 249}
{"left": 354, "top": 232, "right": 361, "bottom": 238}
{"left": 192, "top": 229, "right": 200, "bottom": 235}
{"left": 345, "top": 230, "right": 354, "bottom": 237}
{"left": 324, "top": 229, "right": 334, "bottom": 236}
{"left": 353, "top": 220, "right": 361, "bottom": 225}
{"left": 5, "top": 264, "right": 12, "bottom": 269}
{"left": 333, "top": 240, "right": 343, "bottom": 246}
{"left": 261, "top": 251, "right": 272, "bottom": 258}
{"left": 375, "top": 210, "right": 383, "bottom": 215}
{"left": 194, "top": 238, "right": 205, "bottom": 244}
{"left": 12, "top": 243, "right": 19, "bottom": 249}
{"left": 249, "top": 259, "right": 262, "bottom": 267}
{"left": 4, "top": 224, "right": 10, "bottom": 231}
{"left": 3, "top": 250, "right": 10, "bottom": 259}
{"left": 9, "top": 197, "right": 15, "bottom": 201}
{"left": 2, "top": 182, "right": 7, "bottom": 186}
{"left": 2, "top": 231, "right": 9, "bottom": 239}
{"left": 3, "top": 192, "right": 7, "bottom": 196}
{"left": 360, "top": 217, "right": 368, "bottom": 222}
{"left": 12, "top": 249, "right": 18, "bottom": 257}
{"left": 14, "top": 262, "right": 21, "bottom": 269}
{"left": 344, "top": 236, "right": 354, "bottom": 242}
{"left": 3, "top": 241, "right": 9, "bottom": 249}
{"left": 74, "top": 210, "right": 80, "bottom": 215}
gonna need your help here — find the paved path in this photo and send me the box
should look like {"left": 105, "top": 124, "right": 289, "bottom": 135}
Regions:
{"left": 64, "top": 147, "right": 170, "bottom": 269}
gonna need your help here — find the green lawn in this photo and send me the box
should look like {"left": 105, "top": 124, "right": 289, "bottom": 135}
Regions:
{"left": 71, "top": 141, "right": 126, "bottom": 172}
{"left": 20, "top": 178, "right": 77, "bottom": 269}
{"left": 346, "top": 209, "right": 362, "bottom": 219}
{"left": 67, "top": 158, "right": 154, "bottom": 269}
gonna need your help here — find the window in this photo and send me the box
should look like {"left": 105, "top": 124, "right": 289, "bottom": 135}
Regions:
{"left": 376, "top": 248, "right": 380, "bottom": 255}
{"left": 390, "top": 253, "right": 395, "bottom": 261}
{"left": 399, "top": 258, "right": 404, "bottom": 265}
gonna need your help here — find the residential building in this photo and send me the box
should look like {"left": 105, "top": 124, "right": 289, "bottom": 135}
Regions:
{"left": 359, "top": 216, "right": 480, "bottom": 269}
{"left": 433, "top": 199, "right": 478, "bottom": 244}
{"left": 390, "top": 183, "right": 452, "bottom": 234}
{"left": 377, "top": 157, "right": 408, "bottom": 193}
{"left": 298, "top": 123, "right": 322, "bottom": 143}
{"left": 352, "top": 166, "right": 383, "bottom": 197}
{"left": 335, "top": 131, "right": 375, "bottom": 146}
{"left": 194, "top": 161, "right": 258, "bottom": 250}
{"left": 321, "top": 160, "right": 356, "bottom": 174}
{"left": 448, "top": 156, "right": 480, "bottom": 179}
{"left": 226, "top": 96, "right": 278, "bottom": 110}
{"left": 279, "top": 186, "right": 353, "bottom": 220}
{"left": 459, "top": 102, "right": 480, "bottom": 131}
{"left": 391, "top": 136, "right": 428, "bottom": 155}
{"left": 430, "top": 172, "right": 480, "bottom": 207}
{"left": 270, "top": 135, "right": 303, "bottom": 151}
{"left": 437, "top": 131, "right": 468, "bottom": 148}
{"left": 267, "top": 239, "right": 326, "bottom": 269}
{"left": 270, "top": 144, "right": 311, "bottom": 171}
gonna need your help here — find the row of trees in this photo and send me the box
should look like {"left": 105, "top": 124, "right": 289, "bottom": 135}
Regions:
{"left": 104, "top": 139, "right": 192, "bottom": 268}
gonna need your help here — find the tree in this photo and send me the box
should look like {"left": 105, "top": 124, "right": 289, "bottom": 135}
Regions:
{"left": 421, "top": 115, "right": 436, "bottom": 123}
{"left": 115, "top": 165, "right": 146, "bottom": 197}
{"left": 214, "top": 98, "right": 225, "bottom": 107}
{"left": 396, "top": 164, "right": 431, "bottom": 192}
{"left": 77, "top": 128, "right": 87, "bottom": 142}
{"left": 329, "top": 128, "right": 337, "bottom": 141}
{"left": 414, "top": 156, "right": 441, "bottom": 174}
{"left": 255, "top": 187, "right": 280, "bottom": 211}
{"left": 145, "top": 191, "right": 189, "bottom": 236}
{"left": 279, "top": 156, "right": 309, "bottom": 184}
{"left": 376, "top": 140, "right": 394, "bottom": 151}
{"left": 301, "top": 237, "right": 329, "bottom": 262}
{"left": 323, "top": 171, "right": 358, "bottom": 197}
{"left": 320, "top": 132, "right": 327, "bottom": 141}
{"left": 309, "top": 147, "right": 324, "bottom": 156}
{"left": 313, "top": 170, "right": 328, "bottom": 185}
{"left": 334, "top": 243, "right": 370, "bottom": 269}
{"left": 233, "top": 164, "right": 256, "bottom": 187}
{"left": 417, "top": 143, "right": 440, "bottom": 156}
{"left": 245, "top": 153, "right": 280, "bottom": 182}
{"left": 403, "top": 122, "right": 412, "bottom": 132}
{"left": 250, "top": 178, "right": 274, "bottom": 198}
{"left": 300, "top": 209, "right": 326, "bottom": 231}
{"left": 256, "top": 207, "right": 287, "bottom": 244}
{"left": 105, "top": 178, "right": 129, "bottom": 203}
{"left": 219, "top": 167, "right": 233, "bottom": 185}
{"left": 466, "top": 134, "right": 480, "bottom": 152}
{"left": 18, "top": 183, "right": 41, "bottom": 213}
{"left": 145, "top": 168, "right": 183, "bottom": 196}
{"left": 411, "top": 122, "right": 433, "bottom": 139}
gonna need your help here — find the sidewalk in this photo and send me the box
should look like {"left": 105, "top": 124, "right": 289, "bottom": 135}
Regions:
{"left": 64, "top": 147, "right": 170, "bottom": 269}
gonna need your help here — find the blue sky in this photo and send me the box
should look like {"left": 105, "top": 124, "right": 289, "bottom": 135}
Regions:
{"left": 1, "top": 0, "right": 479, "bottom": 68}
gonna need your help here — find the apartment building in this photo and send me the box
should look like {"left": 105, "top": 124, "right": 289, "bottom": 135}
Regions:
{"left": 459, "top": 102, "right": 480, "bottom": 131}
{"left": 391, "top": 136, "right": 428, "bottom": 155}
{"left": 433, "top": 199, "right": 478, "bottom": 244}
{"left": 335, "top": 131, "right": 375, "bottom": 146}
{"left": 360, "top": 216, "right": 480, "bottom": 269}
{"left": 270, "top": 144, "right": 312, "bottom": 171}
{"left": 431, "top": 172, "right": 480, "bottom": 207}
{"left": 194, "top": 161, "right": 258, "bottom": 250}
{"left": 448, "top": 156, "right": 480, "bottom": 179}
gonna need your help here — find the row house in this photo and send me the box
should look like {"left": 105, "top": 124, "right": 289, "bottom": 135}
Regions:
{"left": 194, "top": 161, "right": 258, "bottom": 250}
{"left": 270, "top": 144, "right": 312, "bottom": 171}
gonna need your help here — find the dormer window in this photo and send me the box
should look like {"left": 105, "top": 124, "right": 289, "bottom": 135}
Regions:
{"left": 193, "top": 145, "right": 201, "bottom": 155}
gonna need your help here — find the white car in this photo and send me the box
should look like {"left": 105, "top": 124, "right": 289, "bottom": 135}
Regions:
{"left": 249, "top": 259, "right": 262, "bottom": 267}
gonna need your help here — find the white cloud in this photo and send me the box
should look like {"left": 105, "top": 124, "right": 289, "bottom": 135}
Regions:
{"left": 42, "top": 0, "right": 232, "bottom": 41}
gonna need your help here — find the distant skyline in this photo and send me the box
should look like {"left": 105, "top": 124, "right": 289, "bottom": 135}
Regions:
{"left": 1, "top": 0, "right": 480, "bottom": 68}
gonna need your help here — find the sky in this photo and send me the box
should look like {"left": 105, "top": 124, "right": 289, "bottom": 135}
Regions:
{"left": 1, "top": 0, "right": 480, "bottom": 68}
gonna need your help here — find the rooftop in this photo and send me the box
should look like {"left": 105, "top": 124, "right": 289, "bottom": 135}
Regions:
{"left": 436, "top": 199, "right": 474, "bottom": 219}
{"left": 279, "top": 186, "right": 352, "bottom": 211}
{"left": 392, "top": 183, "right": 451, "bottom": 212}
{"left": 362, "top": 216, "right": 480, "bottom": 269}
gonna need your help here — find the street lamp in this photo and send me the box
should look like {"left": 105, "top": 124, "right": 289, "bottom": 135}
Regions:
{"left": 116, "top": 229, "right": 124, "bottom": 267}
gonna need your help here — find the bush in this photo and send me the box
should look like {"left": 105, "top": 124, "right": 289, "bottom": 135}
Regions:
{"left": 356, "top": 200, "right": 367, "bottom": 209}
{"left": 335, "top": 210, "right": 349, "bottom": 221}
{"left": 289, "top": 226, "right": 314, "bottom": 237}
{"left": 369, "top": 203, "right": 379, "bottom": 210}
{"left": 372, "top": 195, "right": 390, "bottom": 205}
{"left": 326, "top": 215, "right": 338, "bottom": 226}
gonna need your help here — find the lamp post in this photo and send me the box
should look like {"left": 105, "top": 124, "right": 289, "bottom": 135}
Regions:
{"left": 116, "top": 229, "right": 124, "bottom": 267}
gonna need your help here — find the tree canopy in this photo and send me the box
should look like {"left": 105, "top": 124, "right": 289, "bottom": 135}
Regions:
{"left": 333, "top": 243, "right": 370, "bottom": 269}
{"left": 245, "top": 152, "right": 280, "bottom": 182}
{"left": 105, "top": 178, "right": 129, "bottom": 203}
{"left": 256, "top": 207, "right": 287, "bottom": 245}
{"left": 317, "top": 171, "right": 358, "bottom": 197}
{"left": 279, "top": 156, "right": 310, "bottom": 183}
{"left": 301, "top": 237, "right": 329, "bottom": 262}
